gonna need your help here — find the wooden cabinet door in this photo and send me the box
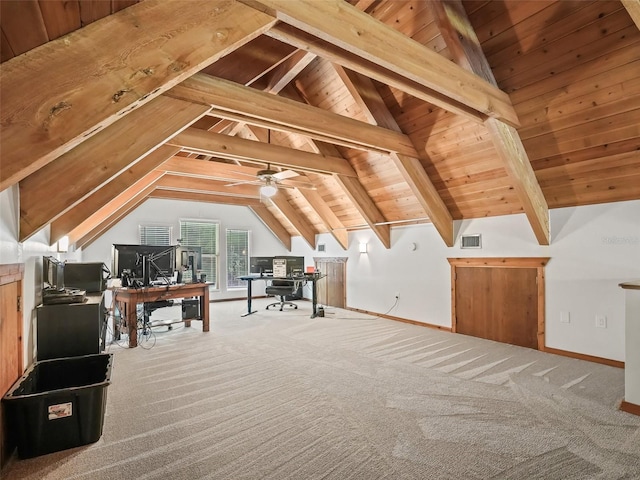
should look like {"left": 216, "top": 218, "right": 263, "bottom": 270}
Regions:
{"left": 0, "top": 281, "right": 21, "bottom": 395}
{"left": 314, "top": 258, "right": 346, "bottom": 309}
{"left": 455, "top": 266, "right": 539, "bottom": 349}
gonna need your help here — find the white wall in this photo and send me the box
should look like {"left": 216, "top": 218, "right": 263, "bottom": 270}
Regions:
{"left": 0, "top": 186, "right": 70, "bottom": 368}
{"left": 81, "top": 198, "right": 290, "bottom": 300}
{"left": 2, "top": 186, "right": 638, "bottom": 365}
{"left": 291, "top": 200, "right": 640, "bottom": 362}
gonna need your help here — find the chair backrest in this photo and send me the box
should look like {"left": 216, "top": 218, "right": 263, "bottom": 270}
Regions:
{"left": 266, "top": 279, "right": 295, "bottom": 296}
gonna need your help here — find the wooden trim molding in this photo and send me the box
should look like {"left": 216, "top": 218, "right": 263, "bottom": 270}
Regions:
{"left": 448, "top": 257, "right": 550, "bottom": 268}
{"left": 345, "top": 307, "right": 452, "bottom": 332}
{"left": 448, "top": 257, "right": 549, "bottom": 351}
{"left": 0, "top": 264, "right": 24, "bottom": 286}
{"left": 314, "top": 257, "right": 348, "bottom": 263}
{"left": 543, "top": 346, "right": 624, "bottom": 369}
{"left": 620, "top": 400, "right": 640, "bottom": 416}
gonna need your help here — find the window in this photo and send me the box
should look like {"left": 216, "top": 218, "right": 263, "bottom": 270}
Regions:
{"left": 180, "top": 220, "right": 218, "bottom": 288}
{"left": 227, "top": 229, "right": 249, "bottom": 288}
{"left": 139, "top": 225, "right": 172, "bottom": 246}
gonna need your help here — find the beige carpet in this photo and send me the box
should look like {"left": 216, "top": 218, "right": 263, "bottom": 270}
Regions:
{"left": 4, "top": 299, "right": 640, "bottom": 479}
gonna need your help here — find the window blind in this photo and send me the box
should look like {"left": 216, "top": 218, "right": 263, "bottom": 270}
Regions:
{"left": 180, "top": 221, "right": 218, "bottom": 287}
{"left": 226, "top": 229, "right": 249, "bottom": 288}
{"left": 139, "top": 225, "right": 172, "bottom": 246}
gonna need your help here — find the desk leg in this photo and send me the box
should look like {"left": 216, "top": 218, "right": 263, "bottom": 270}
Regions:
{"left": 310, "top": 279, "right": 319, "bottom": 318}
{"left": 201, "top": 286, "right": 210, "bottom": 332}
{"left": 124, "top": 300, "right": 138, "bottom": 348}
{"left": 241, "top": 279, "right": 257, "bottom": 317}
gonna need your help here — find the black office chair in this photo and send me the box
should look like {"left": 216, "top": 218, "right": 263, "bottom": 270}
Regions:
{"left": 265, "top": 279, "right": 298, "bottom": 311}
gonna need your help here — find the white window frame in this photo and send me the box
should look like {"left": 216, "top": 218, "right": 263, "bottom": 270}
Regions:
{"left": 179, "top": 219, "right": 219, "bottom": 289}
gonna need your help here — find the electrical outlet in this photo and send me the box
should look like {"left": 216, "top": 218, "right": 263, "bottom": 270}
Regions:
{"left": 595, "top": 315, "right": 607, "bottom": 328}
{"left": 560, "top": 311, "right": 570, "bottom": 324}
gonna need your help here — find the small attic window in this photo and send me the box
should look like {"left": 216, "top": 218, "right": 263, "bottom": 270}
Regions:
{"left": 318, "top": 244, "right": 326, "bottom": 252}
{"left": 461, "top": 234, "right": 482, "bottom": 249}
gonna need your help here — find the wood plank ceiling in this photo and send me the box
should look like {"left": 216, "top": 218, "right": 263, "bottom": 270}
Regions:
{"left": 1, "top": 0, "right": 639, "bottom": 251}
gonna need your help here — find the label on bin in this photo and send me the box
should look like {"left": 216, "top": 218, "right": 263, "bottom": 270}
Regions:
{"left": 48, "top": 402, "right": 72, "bottom": 420}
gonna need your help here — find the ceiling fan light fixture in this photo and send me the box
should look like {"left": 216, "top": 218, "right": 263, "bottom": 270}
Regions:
{"left": 260, "top": 178, "right": 278, "bottom": 197}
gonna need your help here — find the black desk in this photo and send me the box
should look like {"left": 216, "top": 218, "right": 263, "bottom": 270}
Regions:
{"left": 239, "top": 274, "right": 325, "bottom": 318}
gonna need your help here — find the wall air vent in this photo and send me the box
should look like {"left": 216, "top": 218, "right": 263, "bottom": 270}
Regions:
{"left": 461, "top": 234, "right": 482, "bottom": 249}
{"left": 317, "top": 244, "right": 326, "bottom": 252}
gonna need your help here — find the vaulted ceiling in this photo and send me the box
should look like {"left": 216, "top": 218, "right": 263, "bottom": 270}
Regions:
{"left": 1, "top": 0, "right": 639, "bottom": 251}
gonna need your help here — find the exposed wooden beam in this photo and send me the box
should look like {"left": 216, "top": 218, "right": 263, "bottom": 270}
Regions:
{"left": 169, "top": 127, "right": 356, "bottom": 177}
{"left": 165, "top": 73, "right": 418, "bottom": 156}
{"left": 267, "top": 24, "right": 483, "bottom": 124}
{"left": 149, "top": 190, "right": 263, "bottom": 207}
{"left": 334, "top": 174, "right": 391, "bottom": 249}
{"left": 0, "top": 0, "right": 276, "bottom": 191}
{"left": 254, "top": 50, "right": 317, "bottom": 93}
{"left": 50, "top": 146, "right": 179, "bottom": 244}
{"left": 622, "top": 0, "right": 640, "bottom": 30}
{"left": 249, "top": 204, "right": 292, "bottom": 251}
{"left": 71, "top": 178, "right": 161, "bottom": 249}
{"left": 244, "top": 0, "right": 519, "bottom": 126}
{"left": 156, "top": 174, "right": 261, "bottom": 198}
{"left": 297, "top": 187, "right": 349, "bottom": 250}
{"left": 19, "top": 96, "right": 209, "bottom": 241}
{"left": 335, "top": 66, "right": 454, "bottom": 247}
{"left": 428, "top": 0, "right": 549, "bottom": 245}
{"left": 269, "top": 193, "right": 317, "bottom": 249}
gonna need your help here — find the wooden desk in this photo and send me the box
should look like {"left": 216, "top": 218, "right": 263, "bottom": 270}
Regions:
{"left": 113, "top": 283, "right": 210, "bottom": 347}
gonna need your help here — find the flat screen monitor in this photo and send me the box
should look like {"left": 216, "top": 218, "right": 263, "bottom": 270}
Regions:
{"left": 112, "top": 244, "right": 176, "bottom": 283}
{"left": 272, "top": 256, "right": 305, "bottom": 276}
{"left": 250, "top": 256, "right": 274, "bottom": 276}
{"left": 43, "top": 256, "right": 64, "bottom": 291}
{"left": 176, "top": 246, "right": 203, "bottom": 271}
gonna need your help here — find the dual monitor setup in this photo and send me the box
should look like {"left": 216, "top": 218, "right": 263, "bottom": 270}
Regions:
{"left": 249, "top": 256, "right": 305, "bottom": 278}
{"left": 111, "top": 244, "right": 203, "bottom": 288}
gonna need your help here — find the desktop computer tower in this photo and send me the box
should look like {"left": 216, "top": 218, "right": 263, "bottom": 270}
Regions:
{"left": 182, "top": 299, "right": 200, "bottom": 320}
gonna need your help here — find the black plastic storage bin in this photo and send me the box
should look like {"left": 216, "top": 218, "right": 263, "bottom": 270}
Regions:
{"left": 2, "top": 353, "right": 113, "bottom": 458}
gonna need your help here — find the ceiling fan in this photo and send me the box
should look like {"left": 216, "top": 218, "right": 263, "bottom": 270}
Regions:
{"left": 226, "top": 164, "right": 316, "bottom": 197}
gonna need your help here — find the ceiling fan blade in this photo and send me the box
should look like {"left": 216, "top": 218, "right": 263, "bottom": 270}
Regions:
{"left": 224, "top": 180, "right": 258, "bottom": 187}
{"left": 273, "top": 169, "right": 299, "bottom": 180}
{"left": 278, "top": 179, "right": 317, "bottom": 190}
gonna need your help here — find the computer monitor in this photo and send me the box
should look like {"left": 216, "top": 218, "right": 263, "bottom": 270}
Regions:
{"left": 176, "top": 245, "right": 203, "bottom": 283}
{"left": 273, "top": 256, "right": 305, "bottom": 276}
{"left": 250, "top": 256, "right": 274, "bottom": 276}
{"left": 43, "top": 256, "right": 64, "bottom": 291}
{"left": 112, "top": 244, "right": 176, "bottom": 284}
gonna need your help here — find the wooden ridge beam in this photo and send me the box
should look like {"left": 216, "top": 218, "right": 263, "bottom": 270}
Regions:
{"left": 269, "top": 193, "right": 317, "bottom": 249}
{"left": 428, "top": 0, "right": 549, "bottom": 245}
{"left": 50, "top": 146, "right": 179, "bottom": 245}
{"left": 335, "top": 66, "right": 454, "bottom": 247}
{"left": 165, "top": 73, "right": 418, "bottom": 156}
{"left": 249, "top": 204, "right": 292, "bottom": 251}
{"left": 19, "top": 96, "right": 209, "bottom": 241}
{"left": 0, "top": 0, "right": 276, "bottom": 191}
{"left": 168, "top": 127, "right": 357, "bottom": 177}
{"left": 244, "top": 0, "right": 518, "bottom": 126}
